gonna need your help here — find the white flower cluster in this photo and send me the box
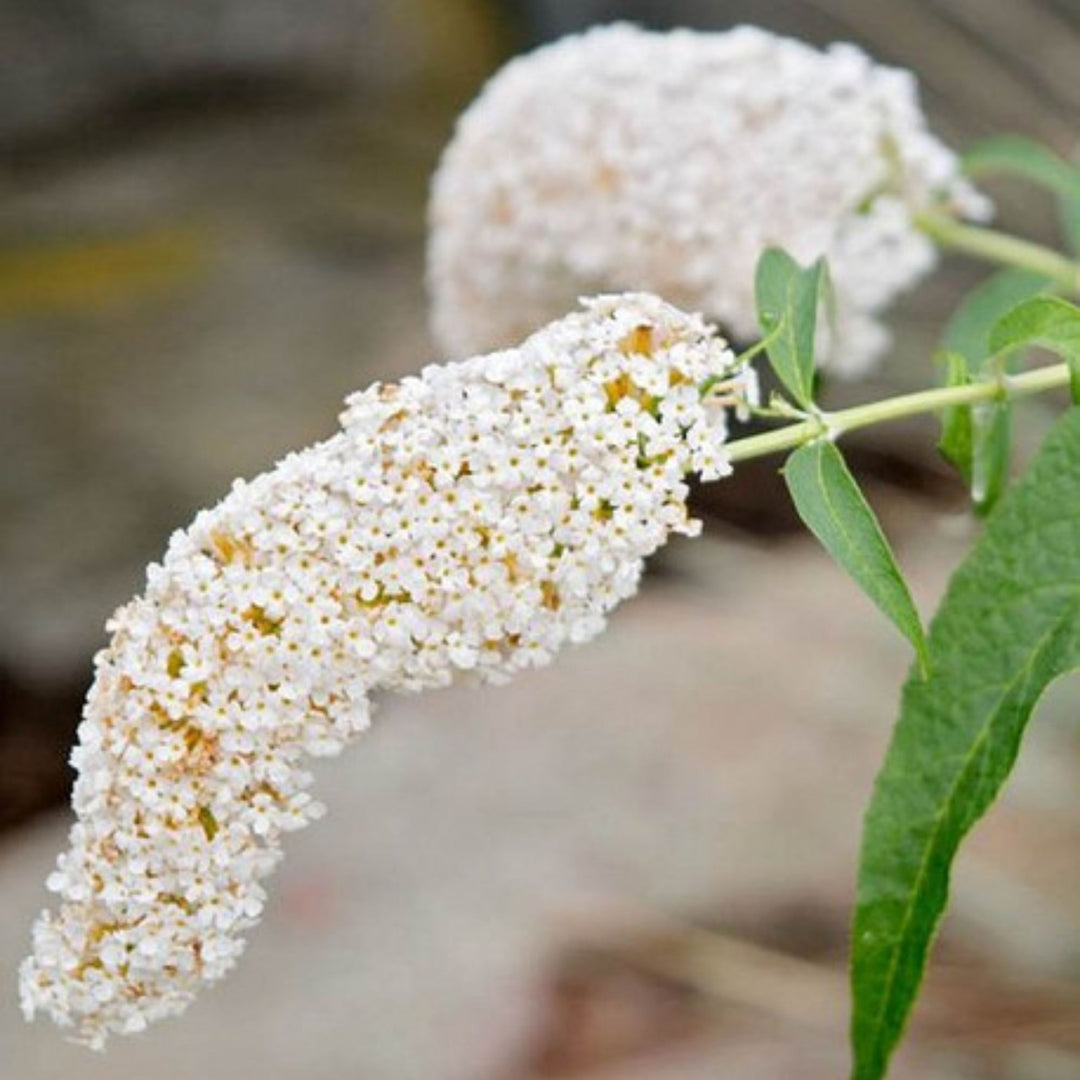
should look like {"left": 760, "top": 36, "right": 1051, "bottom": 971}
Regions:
{"left": 428, "top": 23, "right": 990, "bottom": 375}
{"left": 20, "top": 293, "right": 752, "bottom": 1048}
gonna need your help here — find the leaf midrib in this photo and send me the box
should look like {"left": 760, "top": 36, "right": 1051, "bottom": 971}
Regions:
{"left": 811, "top": 448, "right": 922, "bottom": 666}
{"left": 780, "top": 272, "right": 811, "bottom": 405}
{"left": 859, "top": 591, "right": 1080, "bottom": 1071}
{"left": 816, "top": 450, "right": 885, "bottom": 591}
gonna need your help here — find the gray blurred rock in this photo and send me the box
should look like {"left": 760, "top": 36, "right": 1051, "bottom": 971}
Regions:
{"left": 0, "top": 0, "right": 498, "bottom": 142}
{"left": 515, "top": 0, "right": 1080, "bottom": 146}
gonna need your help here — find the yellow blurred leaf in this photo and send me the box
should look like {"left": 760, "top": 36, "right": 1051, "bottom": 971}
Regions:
{"left": 0, "top": 226, "right": 208, "bottom": 316}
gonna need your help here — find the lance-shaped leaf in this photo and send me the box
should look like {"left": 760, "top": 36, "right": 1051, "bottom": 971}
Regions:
{"left": 1063, "top": 190, "right": 1080, "bottom": 257}
{"left": 936, "top": 351, "right": 973, "bottom": 484}
{"left": 934, "top": 354, "right": 1011, "bottom": 518}
{"left": 962, "top": 136, "right": 1080, "bottom": 258}
{"left": 962, "top": 135, "right": 1080, "bottom": 199}
{"left": 850, "top": 406, "right": 1080, "bottom": 1080}
{"left": 783, "top": 440, "right": 928, "bottom": 675}
{"left": 970, "top": 396, "right": 1011, "bottom": 517}
{"left": 1062, "top": 151, "right": 1080, "bottom": 255}
{"left": 943, "top": 268, "right": 1051, "bottom": 365}
{"left": 989, "top": 294, "right": 1080, "bottom": 402}
{"left": 755, "top": 248, "right": 827, "bottom": 409}
{"left": 941, "top": 279, "right": 1056, "bottom": 514}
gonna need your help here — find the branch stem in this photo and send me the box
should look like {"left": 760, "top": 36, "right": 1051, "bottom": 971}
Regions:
{"left": 725, "top": 363, "right": 1071, "bottom": 464}
{"left": 915, "top": 211, "right": 1080, "bottom": 293}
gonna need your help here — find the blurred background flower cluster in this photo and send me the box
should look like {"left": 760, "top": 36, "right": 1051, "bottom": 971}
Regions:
{"left": 1, "top": 2, "right": 1078, "bottom": 1078}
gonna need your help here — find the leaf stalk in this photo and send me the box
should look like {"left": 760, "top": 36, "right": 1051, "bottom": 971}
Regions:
{"left": 915, "top": 211, "right": 1080, "bottom": 294}
{"left": 725, "top": 363, "right": 1071, "bottom": 464}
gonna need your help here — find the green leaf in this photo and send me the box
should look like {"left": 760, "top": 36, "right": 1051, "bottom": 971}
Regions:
{"left": 962, "top": 136, "right": 1080, "bottom": 257}
{"left": 1062, "top": 192, "right": 1080, "bottom": 257}
{"left": 1059, "top": 145, "right": 1080, "bottom": 254}
{"left": 989, "top": 294, "right": 1080, "bottom": 402}
{"left": 755, "top": 248, "right": 826, "bottom": 409}
{"left": 783, "top": 440, "right": 929, "bottom": 675}
{"left": 936, "top": 351, "right": 973, "bottom": 484}
{"left": 971, "top": 397, "right": 1011, "bottom": 517}
{"left": 943, "top": 268, "right": 1052, "bottom": 365}
{"left": 941, "top": 278, "right": 1060, "bottom": 513}
{"left": 962, "top": 135, "right": 1080, "bottom": 199}
{"left": 941, "top": 280, "right": 1067, "bottom": 511}
{"left": 850, "top": 406, "right": 1080, "bottom": 1080}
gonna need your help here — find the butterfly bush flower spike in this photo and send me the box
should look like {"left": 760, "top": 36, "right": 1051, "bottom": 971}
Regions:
{"left": 428, "top": 23, "right": 991, "bottom": 374}
{"left": 20, "top": 293, "right": 753, "bottom": 1048}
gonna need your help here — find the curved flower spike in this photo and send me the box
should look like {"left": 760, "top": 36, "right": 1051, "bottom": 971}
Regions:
{"left": 428, "top": 24, "right": 991, "bottom": 375}
{"left": 20, "top": 293, "right": 753, "bottom": 1048}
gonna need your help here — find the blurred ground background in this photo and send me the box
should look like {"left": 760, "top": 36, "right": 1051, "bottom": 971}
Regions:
{"left": 1, "top": 1, "right": 1078, "bottom": 1077}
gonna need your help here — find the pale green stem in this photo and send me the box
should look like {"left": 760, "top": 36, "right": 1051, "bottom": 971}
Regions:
{"left": 914, "top": 211, "right": 1080, "bottom": 294}
{"left": 725, "top": 363, "right": 1071, "bottom": 464}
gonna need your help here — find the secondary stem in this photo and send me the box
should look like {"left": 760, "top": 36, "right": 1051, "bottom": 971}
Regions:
{"left": 915, "top": 211, "right": 1080, "bottom": 293}
{"left": 725, "top": 363, "right": 1070, "bottom": 464}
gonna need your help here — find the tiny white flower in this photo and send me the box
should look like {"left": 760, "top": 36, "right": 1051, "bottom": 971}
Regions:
{"left": 21, "top": 293, "right": 750, "bottom": 1048}
{"left": 428, "top": 23, "right": 990, "bottom": 375}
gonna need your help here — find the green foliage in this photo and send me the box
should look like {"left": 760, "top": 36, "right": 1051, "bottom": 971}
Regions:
{"left": 970, "top": 396, "right": 1011, "bottom": 517}
{"left": 849, "top": 407, "right": 1080, "bottom": 1080}
{"left": 943, "top": 268, "right": 1052, "bottom": 365}
{"left": 936, "top": 351, "right": 973, "bottom": 484}
{"left": 939, "top": 278, "right": 1066, "bottom": 513}
{"left": 783, "top": 440, "right": 928, "bottom": 675}
{"left": 962, "top": 135, "right": 1080, "bottom": 199}
{"left": 1062, "top": 182, "right": 1080, "bottom": 257}
{"left": 990, "top": 294, "right": 1080, "bottom": 403}
{"left": 754, "top": 248, "right": 828, "bottom": 408}
{"left": 962, "top": 135, "right": 1080, "bottom": 258}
